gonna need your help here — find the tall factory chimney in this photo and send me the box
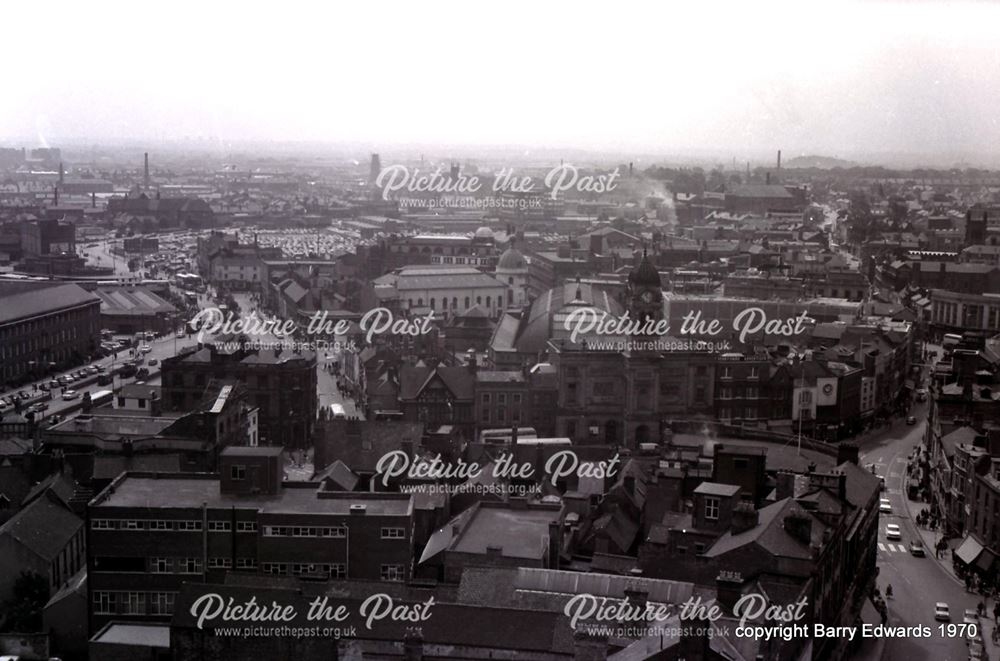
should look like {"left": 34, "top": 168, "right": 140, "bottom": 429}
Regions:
{"left": 58, "top": 162, "right": 64, "bottom": 185}
{"left": 777, "top": 149, "right": 782, "bottom": 172}
{"left": 144, "top": 152, "right": 150, "bottom": 189}
{"left": 369, "top": 153, "right": 381, "bottom": 185}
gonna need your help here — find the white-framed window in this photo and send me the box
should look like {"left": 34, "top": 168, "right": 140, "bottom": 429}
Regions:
{"left": 150, "top": 592, "right": 176, "bottom": 616}
{"left": 381, "top": 527, "right": 405, "bottom": 539}
{"left": 262, "top": 562, "right": 287, "bottom": 575}
{"left": 91, "top": 519, "right": 115, "bottom": 530}
{"left": 149, "top": 520, "right": 171, "bottom": 531}
{"left": 704, "top": 496, "right": 720, "bottom": 521}
{"left": 380, "top": 564, "right": 405, "bottom": 581}
{"left": 93, "top": 591, "right": 115, "bottom": 614}
{"left": 122, "top": 592, "right": 146, "bottom": 615}
{"left": 177, "top": 520, "right": 202, "bottom": 531}
{"left": 209, "top": 557, "right": 232, "bottom": 569}
{"left": 322, "top": 526, "right": 347, "bottom": 538}
{"left": 121, "top": 520, "right": 142, "bottom": 531}
{"left": 749, "top": 366, "right": 759, "bottom": 379}
{"left": 799, "top": 391, "right": 812, "bottom": 405}
{"left": 721, "top": 367, "right": 732, "bottom": 379}
{"left": 178, "top": 558, "right": 202, "bottom": 574}
{"left": 150, "top": 558, "right": 169, "bottom": 573}
{"left": 237, "top": 558, "right": 257, "bottom": 570}
{"left": 330, "top": 563, "right": 346, "bottom": 579}
{"left": 231, "top": 465, "right": 246, "bottom": 480}
{"left": 209, "top": 521, "right": 232, "bottom": 532}
{"left": 237, "top": 521, "right": 257, "bottom": 533}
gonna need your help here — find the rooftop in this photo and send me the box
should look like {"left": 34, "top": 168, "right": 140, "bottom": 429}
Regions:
{"left": 93, "top": 474, "right": 413, "bottom": 515}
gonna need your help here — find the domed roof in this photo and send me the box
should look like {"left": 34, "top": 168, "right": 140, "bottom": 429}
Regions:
{"left": 628, "top": 250, "right": 661, "bottom": 288}
{"left": 497, "top": 245, "right": 527, "bottom": 271}
{"left": 474, "top": 226, "right": 494, "bottom": 239}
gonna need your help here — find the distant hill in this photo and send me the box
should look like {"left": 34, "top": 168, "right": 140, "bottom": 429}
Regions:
{"left": 783, "top": 155, "right": 858, "bottom": 169}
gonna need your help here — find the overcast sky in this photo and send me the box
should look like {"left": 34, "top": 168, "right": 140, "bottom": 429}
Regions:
{"left": 4, "top": 0, "right": 999, "bottom": 164}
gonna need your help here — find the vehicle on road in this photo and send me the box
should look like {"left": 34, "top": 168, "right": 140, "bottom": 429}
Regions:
{"left": 969, "top": 639, "right": 985, "bottom": 659}
{"left": 139, "top": 344, "right": 152, "bottom": 354}
{"left": 29, "top": 402, "right": 48, "bottom": 413}
{"left": 879, "top": 499, "right": 892, "bottom": 514}
{"left": 61, "top": 390, "right": 79, "bottom": 400}
{"left": 39, "top": 383, "right": 50, "bottom": 392}
{"left": 57, "top": 376, "right": 71, "bottom": 386}
{"left": 934, "top": 602, "right": 950, "bottom": 621}
{"left": 148, "top": 358, "right": 158, "bottom": 366}
{"left": 885, "top": 523, "right": 901, "bottom": 540}
{"left": 909, "top": 539, "right": 925, "bottom": 556}
{"left": 176, "top": 329, "right": 186, "bottom": 338}
{"left": 97, "top": 374, "right": 113, "bottom": 386}
{"left": 48, "top": 380, "right": 60, "bottom": 389}
{"left": 963, "top": 610, "right": 980, "bottom": 641}
{"left": 916, "top": 388, "right": 928, "bottom": 402}
{"left": 906, "top": 415, "right": 917, "bottom": 425}
{"left": 91, "top": 389, "right": 114, "bottom": 408}
{"left": 329, "top": 403, "right": 346, "bottom": 419}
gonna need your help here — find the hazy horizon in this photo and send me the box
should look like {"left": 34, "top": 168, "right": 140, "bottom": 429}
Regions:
{"left": 4, "top": 0, "right": 1000, "bottom": 169}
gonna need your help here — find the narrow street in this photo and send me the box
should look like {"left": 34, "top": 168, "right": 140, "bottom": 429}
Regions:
{"left": 854, "top": 402, "right": 991, "bottom": 660}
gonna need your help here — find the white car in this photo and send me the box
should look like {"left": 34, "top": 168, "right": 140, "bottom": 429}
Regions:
{"left": 61, "top": 389, "right": 79, "bottom": 400}
{"left": 934, "top": 602, "right": 950, "bottom": 621}
{"left": 885, "top": 524, "right": 901, "bottom": 540}
{"left": 879, "top": 499, "right": 892, "bottom": 514}
{"left": 139, "top": 344, "right": 152, "bottom": 354}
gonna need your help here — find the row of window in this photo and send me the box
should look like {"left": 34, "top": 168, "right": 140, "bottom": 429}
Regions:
{"left": 150, "top": 557, "right": 203, "bottom": 574}
{"left": 261, "top": 562, "right": 347, "bottom": 578}
{"left": 718, "top": 408, "right": 758, "bottom": 420}
{"left": 717, "top": 386, "right": 759, "bottom": 400}
{"left": 263, "top": 525, "right": 346, "bottom": 538}
{"left": 92, "top": 519, "right": 257, "bottom": 532}
{"left": 93, "top": 591, "right": 176, "bottom": 616}
{"left": 407, "top": 295, "right": 496, "bottom": 310}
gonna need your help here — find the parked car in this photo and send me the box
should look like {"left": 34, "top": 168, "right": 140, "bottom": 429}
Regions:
{"left": 48, "top": 380, "right": 60, "bottom": 389}
{"left": 879, "top": 499, "right": 892, "bottom": 514}
{"left": 61, "top": 390, "right": 79, "bottom": 400}
{"left": 39, "top": 383, "right": 50, "bottom": 392}
{"left": 934, "top": 602, "right": 950, "bottom": 621}
{"left": 57, "top": 376, "right": 71, "bottom": 386}
{"left": 886, "top": 524, "right": 902, "bottom": 540}
{"left": 29, "top": 402, "right": 48, "bottom": 413}
{"left": 148, "top": 358, "right": 159, "bottom": 366}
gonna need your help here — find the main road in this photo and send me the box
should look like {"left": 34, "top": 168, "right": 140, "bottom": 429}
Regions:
{"left": 855, "top": 402, "right": 986, "bottom": 660}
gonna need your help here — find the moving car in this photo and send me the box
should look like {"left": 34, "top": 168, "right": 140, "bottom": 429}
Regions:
{"left": 61, "top": 390, "right": 79, "bottom": 400}
{"left": 28, "top": 402, "right": 48, "bottom": 414}
{"left": 916, "top": 388, "right": 928, "bottom": 402}
{"left": 139, "top": 344, "right": 152, "bottom": 354}
{"left": 148, "top": 358, "right": 158, "bottom": 366}
{"left": 906, "top": 415, "right": 917, "bottom": 425}
{"left": 909, "top": 539, "right": 925, "bottom": 556}
{"left": 934, "top": 602, "right": 950, "bottom": 621}
{"left": 969, "top": 639, "right": 985, "bottom": 659}
{"left": 886, "top": 523, "right": 902, "bottom": 540}
{"left": 879, "top": 499, "right": 892, "bottom": 514}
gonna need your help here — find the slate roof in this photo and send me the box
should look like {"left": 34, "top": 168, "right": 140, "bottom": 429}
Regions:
{"left": 727, "top": 185, "right": 794, "bottom": 199}
{"left": 0, "top": 282, "right": 100, "bottom": 325}
{"left": 316, "top": 420, "right": 424, "bottom": 475}
{"left": 0, "top": 493, "right": 82, "bottom": 562}
{"left": 704, "top": 498, "right": 820, "bottom": 560}
{"left": 398, "top": 365, "right": 475, "bottom": 401}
